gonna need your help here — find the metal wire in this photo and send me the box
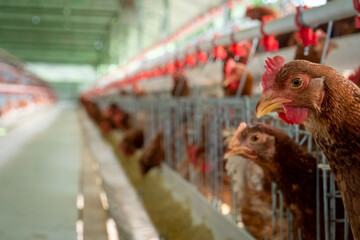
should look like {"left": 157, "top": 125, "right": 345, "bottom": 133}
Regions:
{"left": 101, "top": 95, "right": 350, "bottom": 240}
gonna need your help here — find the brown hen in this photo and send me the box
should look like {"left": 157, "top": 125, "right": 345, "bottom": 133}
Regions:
{"left": 140, "top": 132, "right": 165, "bottom": 175}
{"left": 226, "top": 122, "right": 318, "bottom": 239}
{"left": 171, "top": 70, "right": 191, "bottom": 97}
{"left": 245, "top": 6, "right": 281, "bottom": 21}
{"left": 120, "top": 127, "right": 144, "bottom": 156}
{"left": 223, "top": 61, "right": 253, "bottom": 97}
{"left": 256, "top": 56, "right": 360, "bottom": 239}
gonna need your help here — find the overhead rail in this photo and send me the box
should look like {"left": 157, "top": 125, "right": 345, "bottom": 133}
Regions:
{"left": 0, "top": 83, "right": 52, "bottom": 96}
{"left": 149, "top": 0, "right": 357, "bottom": 68}
{"left": 93, "top": 0, "right": 358, "bottom": 93}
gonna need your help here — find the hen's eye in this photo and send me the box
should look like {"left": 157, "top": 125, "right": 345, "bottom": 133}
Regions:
{"left": 290, "top": 77, "right": 303, "bottom": 88}
{"left": 249, "top": 134, "right": 260, "bottom": 143}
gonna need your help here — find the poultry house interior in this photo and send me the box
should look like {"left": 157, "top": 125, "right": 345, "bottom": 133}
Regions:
{"left": 1, "top": 0, "right": 360, "bottom": 239}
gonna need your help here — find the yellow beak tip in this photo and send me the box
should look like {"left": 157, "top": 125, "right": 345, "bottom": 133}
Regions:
{"left": 255, "top": 109, "right": 265, "bottom": 118}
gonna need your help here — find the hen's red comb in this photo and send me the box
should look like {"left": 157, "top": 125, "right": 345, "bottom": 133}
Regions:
{"left": 261, "top": 55, "right": 286, "bottom": 90}
{"left": 225, "top": 58, "right": 236, "bottom": 78}
{"left": 349, "top": 66, "right": 360, "bottom": 85}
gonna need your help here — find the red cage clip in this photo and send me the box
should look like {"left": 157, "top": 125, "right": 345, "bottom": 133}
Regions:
{"left": 158, "top": 66, "right": 166, "bottom": 76}
{"left": 197, "top": 49, "right": 208, "bottom": 63}
{"left": 187, "top": 145, "right": 197, "bottom": 164}
{"left": 174, "top": 59, "right": 184, "bottom": 70}
{"left": 166, "top": 62, "right": 176, "bottom": 74}
{"left": 260, "top": 15, "right": 279, "bottom": 52}
{"left": 152, "top": 67, "right": 162, "bottom": 78}
{"left": 212, "top": 34, "right": 227, "bottom": 60}
{"left": 354, "top": 0, "right": 360, "bottom": 28}
{"left": 295, "top": 6, "right": 317, "bottom": 47}
{"left": 185, "top": 52, "right": 197, "bottom": 67}
{"left": 229, "top": 30, "right": 247, "bottom": 57}
{"left": 196, "top": 39, "right": 208, "bottom": 63}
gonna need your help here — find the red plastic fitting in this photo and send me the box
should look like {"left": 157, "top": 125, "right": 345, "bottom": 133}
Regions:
{"left": 229, "top": 31, "right": 247, "bottom": 57}
{"left": 354, "top": 0, "right": 360, "bottom": 28}
{"left": 295, "top": 6, "right": 317, "bottom": 47}
{"left": 212, "top": 34, "right": 227, "bottom": 60}
{"left": 260, "top": 15, "right": 279, "bottom": 52}
{"left": 166, "top": 62, "right": 176, "bottom": 74}
{"left": 185, "top": 53, "right": 197, "bottom": 67}
{"left": 197, "top": 50, "right": 208, "bottom": 63}
{"left": 174, "top": 60, "right": 184, "bottom": 70}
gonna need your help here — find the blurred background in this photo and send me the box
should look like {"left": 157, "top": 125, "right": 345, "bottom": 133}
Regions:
{"left": 0, "top": 0, "right": 360, "bottom": 240}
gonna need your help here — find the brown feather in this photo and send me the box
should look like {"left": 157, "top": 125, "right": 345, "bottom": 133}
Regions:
{"left": 171, "top": 70, "right": 191, "bottom": 97}
{"left": 276, "top": 60, "right": 360, "bottom": 239}
{"left": 140, "top": 132, "right": 165, "bottom": 175}
{"left": 120, "top": 127, "right": 144, "bottom": 156}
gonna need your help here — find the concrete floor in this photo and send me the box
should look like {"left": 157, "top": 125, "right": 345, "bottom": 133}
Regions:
{"left": 0, "top": 105, "right": 108, "bottom": 240}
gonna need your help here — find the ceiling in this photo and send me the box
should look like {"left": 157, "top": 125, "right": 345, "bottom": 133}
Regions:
{"left": 0, "top": 0, "right": 120, "bottom": 66}
{"left": 0, "top": 0, "right": 225, "bottom": 67}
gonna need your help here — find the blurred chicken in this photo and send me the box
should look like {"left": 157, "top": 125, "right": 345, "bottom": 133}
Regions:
{"left": 226, "top": 122, "right": 318, "bottom": 239}
{"left": 103, "top": 103, "right": 132, "bottom": 130}
{"left": 171, "top": 70, "right": 191, "bottom": 97}
{"left": 82, "top": 98, "right": 102, "bottom": 124}
{"left": 99, "top": 119, "right": 112, "bottom": 134}
{"left": 332, "top": 17, "right": 360, "bottom": 36}
{"left": 223, "top": 59, "right": 253, "bottom": 97}
{"left": 140, "top": 132, "right": 165, "bottom": 175}
{"left": 245, "top": 6, "right": 281, "bottom": 21}
{"left": 349, "top": 66, "right": 360, "bottom": 87}
{"left": 225, "top": 154, "right": 273, "bottom": 239}
{"left": 133, "top": 83, "right": 146, "bottom": 98}
{"left": 119, "top": 127, "right": 144, "bottom": 156}
{"left": 256, "top": 55, "right": 360, "bottom": 239}
{"left": 294, "top": 29, "right": 338, "bottom": 63}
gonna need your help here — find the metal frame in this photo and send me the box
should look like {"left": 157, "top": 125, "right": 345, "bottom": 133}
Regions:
{"left": 104, "top": 0, "right": 358, "bottom": 83}
{"left": 97, "top": 95, "right": 351, "bottom": 240}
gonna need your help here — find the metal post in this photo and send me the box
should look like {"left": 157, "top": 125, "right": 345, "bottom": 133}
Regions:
{"left": 345, "top": 212, "right": 349, "bottom": 240}
{"left": 287, "top": 208, "right": 293, "bottom": 240}
{"left": 161, "top": 0, "right": 169, "bottom": 39}
{"left": 329, "top": 173, "right": 336, "bottom": 240}
{"left": 322, "top": 153, "right": 330, "bottom": 240}
{"left": 223, "top": 0, "right": 231, "bottom": 24}
{"left": 231, "top": 177, "right": 239, "bottom": 222}
{"left": 235, "top": 37, "right": 258, "bottom": 98}
{"left": 316, "top": 142, "right": 321, "bottom": 240}
{"left": 272, "top": 182, "right": 277, "bottom": 240}
{"left": 320, "top": 20, "right": 333, "bottom": 65}
{"left": 137, "top": 0, "right": 144, "bottom": 52}
{"left": 279, "top": 191, "right": 284, "bottom": 240}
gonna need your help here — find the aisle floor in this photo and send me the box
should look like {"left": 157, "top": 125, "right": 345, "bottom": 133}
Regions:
{"left": 0, "top": 105, "right": 81, "bottom": 240}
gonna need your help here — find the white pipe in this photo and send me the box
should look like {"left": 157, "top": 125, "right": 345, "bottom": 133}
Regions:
{"left": 121, "top": 0, "right": 358, "bottom": 80}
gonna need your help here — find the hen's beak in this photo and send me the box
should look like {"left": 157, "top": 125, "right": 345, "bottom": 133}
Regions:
{"left": 223, "top": 78, "right": 232, "bottom": 87}
{"left": 224, "top": 146, "right": 257, "bottom": 159}
{"left": 256, "top": 96, "right": 292, "bottom": 118}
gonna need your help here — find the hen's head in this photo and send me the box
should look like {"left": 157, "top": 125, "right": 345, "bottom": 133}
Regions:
{"left": 223, "top": 62, "right": 244, "bottom": 89}
{"left": 225, "top": 122, "right": 315, "bottom": 177}
{"left": 256, "top": 56, "right": 329, "bottom": 125}
{"left": 225, "top": 122, "right": 278, "bottom": 164}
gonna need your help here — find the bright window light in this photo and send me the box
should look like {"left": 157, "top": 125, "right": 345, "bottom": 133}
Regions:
{"left": 0, "top": 128, "right": 6, "bottom": 136}
{"left": 292, "top": 0, "right": 327, "bottom": 7}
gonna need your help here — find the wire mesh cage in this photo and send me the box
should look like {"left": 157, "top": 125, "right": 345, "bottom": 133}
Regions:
{"left": 97, "top": 94, "right": 351, "bottom": 240}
